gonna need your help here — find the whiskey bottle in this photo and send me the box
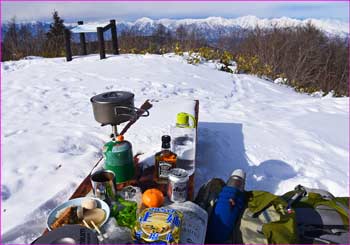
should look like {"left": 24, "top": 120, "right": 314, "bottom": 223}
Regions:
{"left": 155, "top": 135, "right": 177, "bottom": 184}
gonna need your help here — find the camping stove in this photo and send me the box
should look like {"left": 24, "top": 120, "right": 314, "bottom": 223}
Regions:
{"left": 90, "top": 91, "right": 149, "bottom": 183}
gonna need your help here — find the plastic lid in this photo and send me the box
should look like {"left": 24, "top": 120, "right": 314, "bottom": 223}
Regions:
{"left": 176, "top": 112, "right": 190, "bottom": 126}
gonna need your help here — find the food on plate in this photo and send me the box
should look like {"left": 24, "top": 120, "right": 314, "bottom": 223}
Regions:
{"left": 83, "top": 208, "right": 106, "bottom": 225}
{"left": 82, "top": 198, "right": 97, "bottom": 210}
{"left": 142, "top": 188, "right": 164, "bottom": 208}
{"left": 132, "top": 207, "right": 183, "bottom": 243}
{"left": 77, "top": 206, "right": 84, "bottom": 220}
{"left": 50, "top": 206, "right": 79, "bottom": 229}
{"left": 50, "top": 202, "right": 106, "bottom": 230}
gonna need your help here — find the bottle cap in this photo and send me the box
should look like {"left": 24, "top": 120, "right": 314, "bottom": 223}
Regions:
{"left": 227, "top": 169, "right": 246, "bottom": 190}
{"left": 161, "top": 135, "right": 171, "bottom": 143}
{"left": 231, "top": 169, "right": 246, "bottom": 180}
{"left": 117, "top": 135, "right": 124, "bottom": 141}
{"left": 161, "top": 135, "right": 171, "bottom": 148}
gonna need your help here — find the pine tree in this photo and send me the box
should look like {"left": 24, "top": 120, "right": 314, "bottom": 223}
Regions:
{"left": 46, "top": 10, "right": 67, "bottom": 57}
{"left": 3, "top": 17, "right": 19, "bottom": 60}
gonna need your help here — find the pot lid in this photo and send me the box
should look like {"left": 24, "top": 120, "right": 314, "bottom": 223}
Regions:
{"left": 91, "top": 91, "right": 134, "bottom": 104}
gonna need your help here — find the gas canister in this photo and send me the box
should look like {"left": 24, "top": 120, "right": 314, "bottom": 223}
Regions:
{"left": 103, "top": 135, "right": 135, "bottom": 183}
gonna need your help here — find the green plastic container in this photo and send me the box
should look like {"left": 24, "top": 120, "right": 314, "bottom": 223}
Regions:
{"left": 103, "top": 136, "right": 135, "bottom": 183}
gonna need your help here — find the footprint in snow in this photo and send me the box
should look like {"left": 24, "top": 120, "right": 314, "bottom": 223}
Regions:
{"left": 1, "top": 185, "right": 11, "bottom": 201}
{"left": 4, "top": 129, "right": 28, "bottom": 138}
{"left": 57, "top": 136, "right": 86, "bottom": 156}
{"left": 105, "top": 85, "right": 114, "bottom": 90}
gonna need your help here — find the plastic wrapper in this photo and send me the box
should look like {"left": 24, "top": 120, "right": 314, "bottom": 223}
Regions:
{"left": 132, "top": 207, "right": 183, "bottom": 244}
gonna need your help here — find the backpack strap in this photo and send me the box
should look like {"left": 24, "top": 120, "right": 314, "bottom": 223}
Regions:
{"left": 299, "top": 224, "right": 349, "bottom": 244}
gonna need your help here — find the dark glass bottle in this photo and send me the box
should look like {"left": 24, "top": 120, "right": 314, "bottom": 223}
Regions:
{"left": 155, "top": 135, "right": 177, "bottom": 184}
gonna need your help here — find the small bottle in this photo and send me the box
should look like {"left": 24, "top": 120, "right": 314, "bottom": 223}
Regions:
{"left": 155, "top": 135, "right": 177, "bottom": 184}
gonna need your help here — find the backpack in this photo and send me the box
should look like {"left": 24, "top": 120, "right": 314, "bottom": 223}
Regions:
{"left": 282, "top": 185, "right": 349, "bottom": 244}
{"left": 195, "top": 180, "right": 349, "bottom": 244}
{"left": 237, "top": 190, "right": 299, "bottom": 244}
{"left": 195, "top": 179, "right": 298, "bottom": 244}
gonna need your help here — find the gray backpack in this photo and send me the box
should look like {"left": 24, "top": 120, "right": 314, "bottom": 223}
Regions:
{"left": 282, "top": 185, "right": 349, "bottom": 244}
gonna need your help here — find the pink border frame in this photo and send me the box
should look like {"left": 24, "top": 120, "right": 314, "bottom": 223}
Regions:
{"left": 0, "top": 0, "right": 349, "bottom": 244}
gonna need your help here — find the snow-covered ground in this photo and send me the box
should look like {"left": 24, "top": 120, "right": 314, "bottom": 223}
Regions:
{"left": 1, "top": 54, "right": 349, "bottom": 243}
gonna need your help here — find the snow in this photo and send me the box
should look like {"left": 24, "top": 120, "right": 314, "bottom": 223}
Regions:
{"left": 273, "top": 77, "right": 287, "bottom": 84}
{"left": 71, "top": 22, "right": 110, "bottom": 33}
{"left": 1, "top": 54, "right": 349, "bottom": 243}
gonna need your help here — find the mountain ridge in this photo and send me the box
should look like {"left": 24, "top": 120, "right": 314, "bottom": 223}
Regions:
{"left": 75, "top": 15, "right": 348, "bottom": 37}
{"left": 2, "top": 16, "right": 348, "bottom": 41}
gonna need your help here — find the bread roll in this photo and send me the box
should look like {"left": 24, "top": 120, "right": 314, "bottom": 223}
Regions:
{"left": 83, "top": 208, "right": 106, "bottom": 225}
{"left": 81, "top": 199, "right": 97, "bottom": 210}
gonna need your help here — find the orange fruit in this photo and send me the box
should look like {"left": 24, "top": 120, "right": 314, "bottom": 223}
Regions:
{"left": 142, "top": 188, "right": 164, "bottom": 208}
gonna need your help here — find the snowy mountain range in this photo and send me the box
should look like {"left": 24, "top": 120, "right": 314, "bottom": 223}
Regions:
{"left": 3, "top": 16, "right": 349, "bottom": 40}
{"left": 115, "top": 16, "right": 348, "bottom": 37}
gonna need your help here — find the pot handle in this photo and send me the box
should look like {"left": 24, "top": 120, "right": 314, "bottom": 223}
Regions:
{"left": 114, "top": 106, "right": 150, "bottom": 118}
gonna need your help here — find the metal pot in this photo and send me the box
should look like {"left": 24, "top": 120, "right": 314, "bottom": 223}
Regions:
{"left": 32, "top": 225, "right": 98, "bottom": 244}
{"left": 90, "top": 91, "right": 148, "bottom": 125}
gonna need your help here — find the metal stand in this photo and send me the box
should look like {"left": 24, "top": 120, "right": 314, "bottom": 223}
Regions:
{"left": 111, "top": 125, "right": 118, "bottom": 141}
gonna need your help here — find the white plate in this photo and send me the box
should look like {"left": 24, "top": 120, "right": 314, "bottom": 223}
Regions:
{"left": 47, "top": 197, "right": 110, "bottom": 230}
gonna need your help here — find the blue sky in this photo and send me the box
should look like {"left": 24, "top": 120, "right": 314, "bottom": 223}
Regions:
{"left": 2, "top": 1, "right": 348, "bottom": 23}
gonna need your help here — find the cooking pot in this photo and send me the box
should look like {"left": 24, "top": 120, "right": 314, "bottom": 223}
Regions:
{"left": 90, "top": 91, "right": 149, "bottom": 125}
{"left": 32, "top": 225, "right": 99, "bottom": 244}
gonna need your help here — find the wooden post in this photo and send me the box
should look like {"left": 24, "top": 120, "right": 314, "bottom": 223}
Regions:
{"left": 110, "top": 19, "right": 119, "bottom": 55}
{"left": 64, "top": 29, "right": 72, "bottom": 62}
{"left": 97, "top": 27, "right": 106, "bottom": 59}
{"left": 78, "top": 21, "right": 87, "bottom": 55}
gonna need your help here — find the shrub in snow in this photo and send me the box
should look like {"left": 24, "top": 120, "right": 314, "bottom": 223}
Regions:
{"left": 174, "top": 43, "right": 184, "bottom": 56}
{"left": 186, "top": 51, "right": 202, "bottom": 65}
{"left": 198, "top": 47, "right": 220, "bottom": 61}
{"left": 236, "top": 55, "right": 274, "bottom": 78}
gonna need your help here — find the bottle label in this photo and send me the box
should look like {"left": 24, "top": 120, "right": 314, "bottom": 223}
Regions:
{"left": 159, "top": 162, "right": 172, "bottom": 178}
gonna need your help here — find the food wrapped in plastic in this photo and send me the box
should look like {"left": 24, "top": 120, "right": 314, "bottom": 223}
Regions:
{"left": 132, "top": 207, "right": 183, "bottom": 244}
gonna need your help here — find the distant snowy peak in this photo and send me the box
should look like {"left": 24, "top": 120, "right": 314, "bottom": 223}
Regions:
{"left": 121, "top": 15, "right": 348, "bottom": 37}
{"left": 4, "top": 16, "right": 347, "bottom": 39}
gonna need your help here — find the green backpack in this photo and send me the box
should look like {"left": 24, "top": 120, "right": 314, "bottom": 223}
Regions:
{"left": 237, "top": 190, "right": 299, "bottom": 244}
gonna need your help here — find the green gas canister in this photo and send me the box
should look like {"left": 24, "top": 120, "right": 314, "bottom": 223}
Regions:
{"left": 103, "top": 135, "right": 135, "bottom": 183}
